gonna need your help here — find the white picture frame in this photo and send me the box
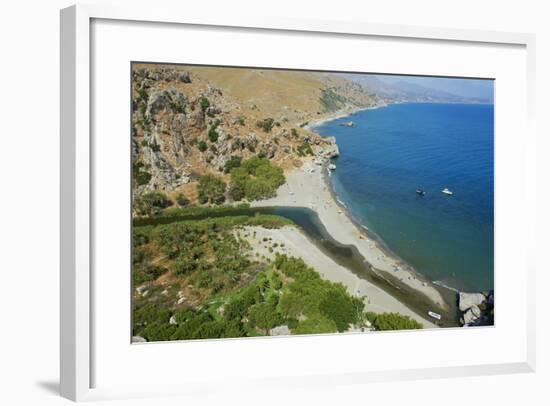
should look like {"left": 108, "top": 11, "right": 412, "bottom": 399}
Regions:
{"left": 60, "top": 3, "right": 536, "bottom": 402}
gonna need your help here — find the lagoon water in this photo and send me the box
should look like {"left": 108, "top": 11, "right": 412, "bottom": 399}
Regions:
{"left": 315, "top": 103, "right": 494, "bottom": 292}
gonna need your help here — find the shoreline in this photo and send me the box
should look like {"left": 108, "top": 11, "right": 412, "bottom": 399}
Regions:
{"left": 251, "top": 156, "right": 452, "bottom": 327}
{"left": 239, "top": 225, "right": 439, "bottom": 328}
{"left": 304, "top": 103, "right": 386, "bottom": 131}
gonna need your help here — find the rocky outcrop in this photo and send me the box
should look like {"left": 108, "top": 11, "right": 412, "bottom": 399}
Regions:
{"left": 269, "top": 325, "right": 290, "bottom": 336}
{"left": 146, "top": 89, "right": 187, "bottom": 121}
{"left": 132, "top": 336, "right": 147, "bottom": 343}
{"left": 458, "top": 290, "right": 494, "bottom": 327}
{"left": 317, "top": 136, "right": 340, "bottom": 159}
{"left": 458, "top": 292, "right": 486, "bottom": 312}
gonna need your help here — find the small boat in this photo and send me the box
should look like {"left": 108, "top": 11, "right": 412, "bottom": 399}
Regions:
{"left": 416, "top": 189, "right": 426, "bottom": 196}
{"left": 428, "top": 311, "right": 442, "bottom": 320}
{"left": 328, "top": 163, "right": 336, "bottom": 171}
{"left": 441, "top": 187, "right": 453, "bottom": 196}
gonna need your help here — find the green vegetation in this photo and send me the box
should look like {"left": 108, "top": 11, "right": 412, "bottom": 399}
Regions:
{"left": 237, "top": 116, "right": 246, "bottom": 126}
{"left": 274, "top": 254, "right": 364, "bottom": 333}
{"left": 296, "top": 142, "right": 313, "bottom": 157}
{"left": 132, "top": 205, "right": 423, "bottom": 341}
{"left": 134, "top": 191, "right": 173, "bottom": 216}
{"left": 197, "top": 174, "right": 226, "bottom": 204}
{"left": 229, "top": 157, "right": 285, "bottom": 201}
{"left": 208, "top": 121, "right": 220, "bottom": 143}
{"left": 158, "top": 203, "right": 251, "bottom": 218}
{"left": 132, "top": 161, "right": 152, "bottom": 186}
{"left": 199, "top": 96, "right": 210, "bottom": 112}
{"left": 223, "top": 156, "right": 242, "bottom": 173}
{"left": 366, "top": 312, "right": 422, "bottom": 331}
{"left": 291, "top": 128, "right": 299, "bottom": 138}
{"left": 197, "top": 140, "right": 208, "bottom": 152}
{"left": 256, "top": 118, "right": 275, "bottom": 133}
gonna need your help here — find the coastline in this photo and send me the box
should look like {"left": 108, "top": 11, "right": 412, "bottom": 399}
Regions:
{"left": 303, "top": 103, "right": 386, "bottom": 131}
{"left": 239, "top": 225, "right": 439, "bottom": 328}
{"left": 251, "top": 156, "right": 451, "bottom": 327}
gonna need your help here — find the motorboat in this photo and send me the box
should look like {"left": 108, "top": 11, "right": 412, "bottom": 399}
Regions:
{"left": 441, "top": 187, "right": 453, "bottom": 196}
{"left": 428, "top": 311, "right": 442, "bottom": 320}
{"left": 416, "top": 189, "right": 426, "bottom": 196}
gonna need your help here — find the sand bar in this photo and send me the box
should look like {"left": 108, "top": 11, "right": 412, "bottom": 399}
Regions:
{"left": 239, "top": 225, "right": 437, "bottom": 328}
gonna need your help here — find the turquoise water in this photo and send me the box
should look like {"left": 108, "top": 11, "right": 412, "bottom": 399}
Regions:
{"left": 315, "top": 103, "right": 494, "bottom": 292}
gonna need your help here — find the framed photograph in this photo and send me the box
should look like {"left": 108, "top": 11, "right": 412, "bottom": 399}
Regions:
{"left": 60, "top": 4, "right": 536, "bottom": 401}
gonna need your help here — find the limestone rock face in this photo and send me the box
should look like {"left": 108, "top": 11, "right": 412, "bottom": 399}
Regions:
{"left": 146, "top": 89, "right": 187, "bottom": 122}
{"left": 458, "top": 292, "right": 486, "bottom": 312}
{"left": 269, "top": 325, "right": 291, "bottom": 336}
{"left": 461, "top": 304, "right": 481, "bottom": 325}
{"left": 319, "top": 136, "right": 340, "bottom": 158}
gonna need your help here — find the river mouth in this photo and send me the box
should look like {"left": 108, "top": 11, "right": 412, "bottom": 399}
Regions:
{"left": 134, "top": 206, "right": 459, "bottom": 327}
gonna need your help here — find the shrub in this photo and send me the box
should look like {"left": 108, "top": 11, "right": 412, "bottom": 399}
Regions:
{"left": 133, "top": 265, "right": 167, "bottom": 285}
{"left": 133, "top": 162, "right": 152, "bottom": 186}
{"left": 208, "top": 124, "right": 219, "bottom": 143}
{"left": 247, "top": 302, "right": 284, "bottom": 334}
{"left": 224, "top": 156, "right": 242, "bottom": 173}
{"left": 135, "top": 191, "right": 172, "bottom": 216}
{"left": 228, "top": 184, "right": 245, "bottom": 201}
{"left": 197, "top": 174, "right": 226, "bottom": 204}
{"left": 197, "top": 140, "right": 208, "bottom": 152}
{"left": 370, "top": 312, "right": 422, "bottom": 331}
{"left": 229, "top": 157, "right": 285, "bottom": 201}
{"left": 256, "top": 118, "right": 275, "bottom": 132}
{"left": 199, "top": 96, "right": 210, "bottom": 112}
{"left": 297, "top": 142, "right": 313, "bottom": 157}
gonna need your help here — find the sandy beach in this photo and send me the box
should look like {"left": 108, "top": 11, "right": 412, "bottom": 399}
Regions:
{"left": 251, "top": 158, "right": 448, "bottom": 326}
{"left": 239, "top": 225, "right": 438, "bottom": 328}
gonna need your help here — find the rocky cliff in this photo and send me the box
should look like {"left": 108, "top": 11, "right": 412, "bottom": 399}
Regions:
{"left": 131, "top": 64, "right": 377, "bottom": 201}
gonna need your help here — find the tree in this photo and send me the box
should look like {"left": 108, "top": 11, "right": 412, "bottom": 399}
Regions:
{"left": 247, "top": 302, "right": 283, "bottom": 334}
{"left": 370, "top": 312, "right": 422, "bottom": 331}
{"left": 229, "top": 157, "right": 285, "bottom": 201}
{"left": 228, "top": 184, "right": 245, "bottom": 201}
{"left": 319, "top": 286, "right": 364, "bottom": 332}
{"left": 197, "top": 174, "right": 226, "bottom": 204}
{"left": 224, "top": 156, "right": 242, "bottom": 173}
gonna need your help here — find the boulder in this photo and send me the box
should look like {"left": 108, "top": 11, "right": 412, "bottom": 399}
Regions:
{"left": 169, "top": 315, "right": 177, "bottom": 325}
{"left": 459, "top": 292, "right": 486, "bottom": 312}
{"left": 269, "top": 325, "right": 291, "bottom": 336}
{"left": 132, "top": 336, "right": 147, "bottom": 343}
{"left": 205, "top": 106, "right": 222, "bottom": 117}
{"left": 461, "top": 304, "right": 481, "bottom": 325}
{"left": 179, "top": 72, "right": 191, "bottom": 83}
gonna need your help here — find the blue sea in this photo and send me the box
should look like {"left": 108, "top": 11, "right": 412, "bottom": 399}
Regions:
{"left": 314, "top": 103, "right": 494, "bottom": 292}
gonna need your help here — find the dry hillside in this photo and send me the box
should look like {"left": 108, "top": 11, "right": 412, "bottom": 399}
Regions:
{"left": 131, "top": 63, "right": 378, "bottom": 202}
